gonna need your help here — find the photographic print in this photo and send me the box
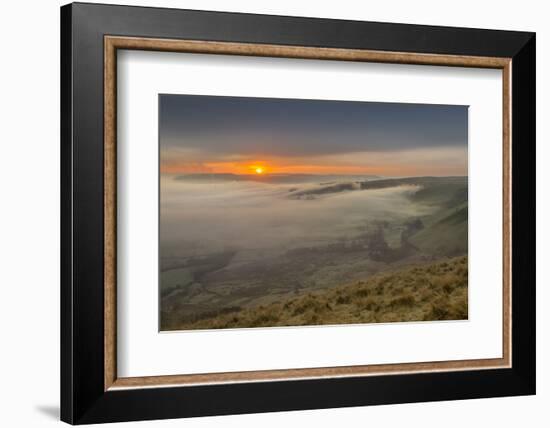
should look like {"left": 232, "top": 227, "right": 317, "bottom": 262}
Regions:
{"left": 159, "top": 94, "right": 468, "bottom": 331}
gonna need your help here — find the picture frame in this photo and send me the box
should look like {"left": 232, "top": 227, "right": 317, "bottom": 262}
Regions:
{"left": 61, "top": 2, "right": 535, "bottom": 424}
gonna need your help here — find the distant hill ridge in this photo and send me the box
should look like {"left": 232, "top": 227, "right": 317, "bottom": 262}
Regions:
{"left": 288, "top": 175, "right": 467, "bottom": 199}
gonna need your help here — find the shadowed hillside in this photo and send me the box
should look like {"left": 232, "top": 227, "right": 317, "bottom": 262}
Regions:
{"left": 161, "top": 256, "right": 468, "bottom": 331}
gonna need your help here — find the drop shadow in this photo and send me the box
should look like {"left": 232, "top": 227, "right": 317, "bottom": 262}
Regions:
{"left": 35, "top": 405, "right": 59, "bottom": 420}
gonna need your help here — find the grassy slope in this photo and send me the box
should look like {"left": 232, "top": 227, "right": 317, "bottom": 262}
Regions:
{"left": 410, "top": 204, "right": 468, "bottom": 255}
{"left": 408, "top": 178, "right": 468, "bottom": 255}
{"left": 162, "top": 256, "right": 468, "bottom": 331}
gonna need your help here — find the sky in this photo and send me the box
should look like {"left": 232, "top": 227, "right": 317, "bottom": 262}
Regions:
{"left": 159, "top": 94, "right": 468, "bottom": 177}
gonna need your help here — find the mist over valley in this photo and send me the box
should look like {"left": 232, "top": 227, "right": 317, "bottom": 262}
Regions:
{"left": 160, "top": 174, "right": 468, "bottom": 330}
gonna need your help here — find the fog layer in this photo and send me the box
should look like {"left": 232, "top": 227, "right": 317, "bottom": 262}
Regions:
{"left": 160, "top": 175, "right": 433, "bottom": 257}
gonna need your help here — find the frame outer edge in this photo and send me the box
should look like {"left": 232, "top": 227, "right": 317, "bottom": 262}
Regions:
{"left": 510, "top": 33, "right": 536, "bottom": 392}
{"left": 63, "top": 3, "right": 536, "bottom": 423}
{"left": 60, "top": 3, "right": 75, "bottom": 424}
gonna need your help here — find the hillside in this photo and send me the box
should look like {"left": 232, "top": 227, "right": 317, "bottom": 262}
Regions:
{"left": 410, "top": 204, "right": 468, "bottom": 255}
{"left": 284, "top": 175, "right": 469, "bottom": 256}
{"left": 288, "top": 175, "right": 466, "bottom": 200}
{"left": 161, "top": 255, "right": 468, "bottom": 331}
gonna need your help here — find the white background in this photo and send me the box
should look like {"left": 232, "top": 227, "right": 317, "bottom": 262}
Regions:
{"left": 118, "top": 51, "right": 503, "bottom": 377}
{"left": 0, "top": 0, "right": 546, "bottom": 427}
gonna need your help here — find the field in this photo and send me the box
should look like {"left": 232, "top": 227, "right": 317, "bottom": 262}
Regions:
{"left": 160, "top": 174, "right": 468, "bottom": 331}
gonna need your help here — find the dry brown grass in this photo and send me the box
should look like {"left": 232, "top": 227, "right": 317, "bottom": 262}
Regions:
{"left": 161, "top": 256, "right": 468, "bottom": 330}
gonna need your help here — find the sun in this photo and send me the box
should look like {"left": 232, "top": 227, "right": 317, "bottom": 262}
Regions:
{"left": 248, "top": 164, "right": 267, "bottom": 175}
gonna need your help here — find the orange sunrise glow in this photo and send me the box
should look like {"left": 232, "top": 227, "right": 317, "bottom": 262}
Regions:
{"left": 160, "top": 156, "right": 467, "bottom": 177}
